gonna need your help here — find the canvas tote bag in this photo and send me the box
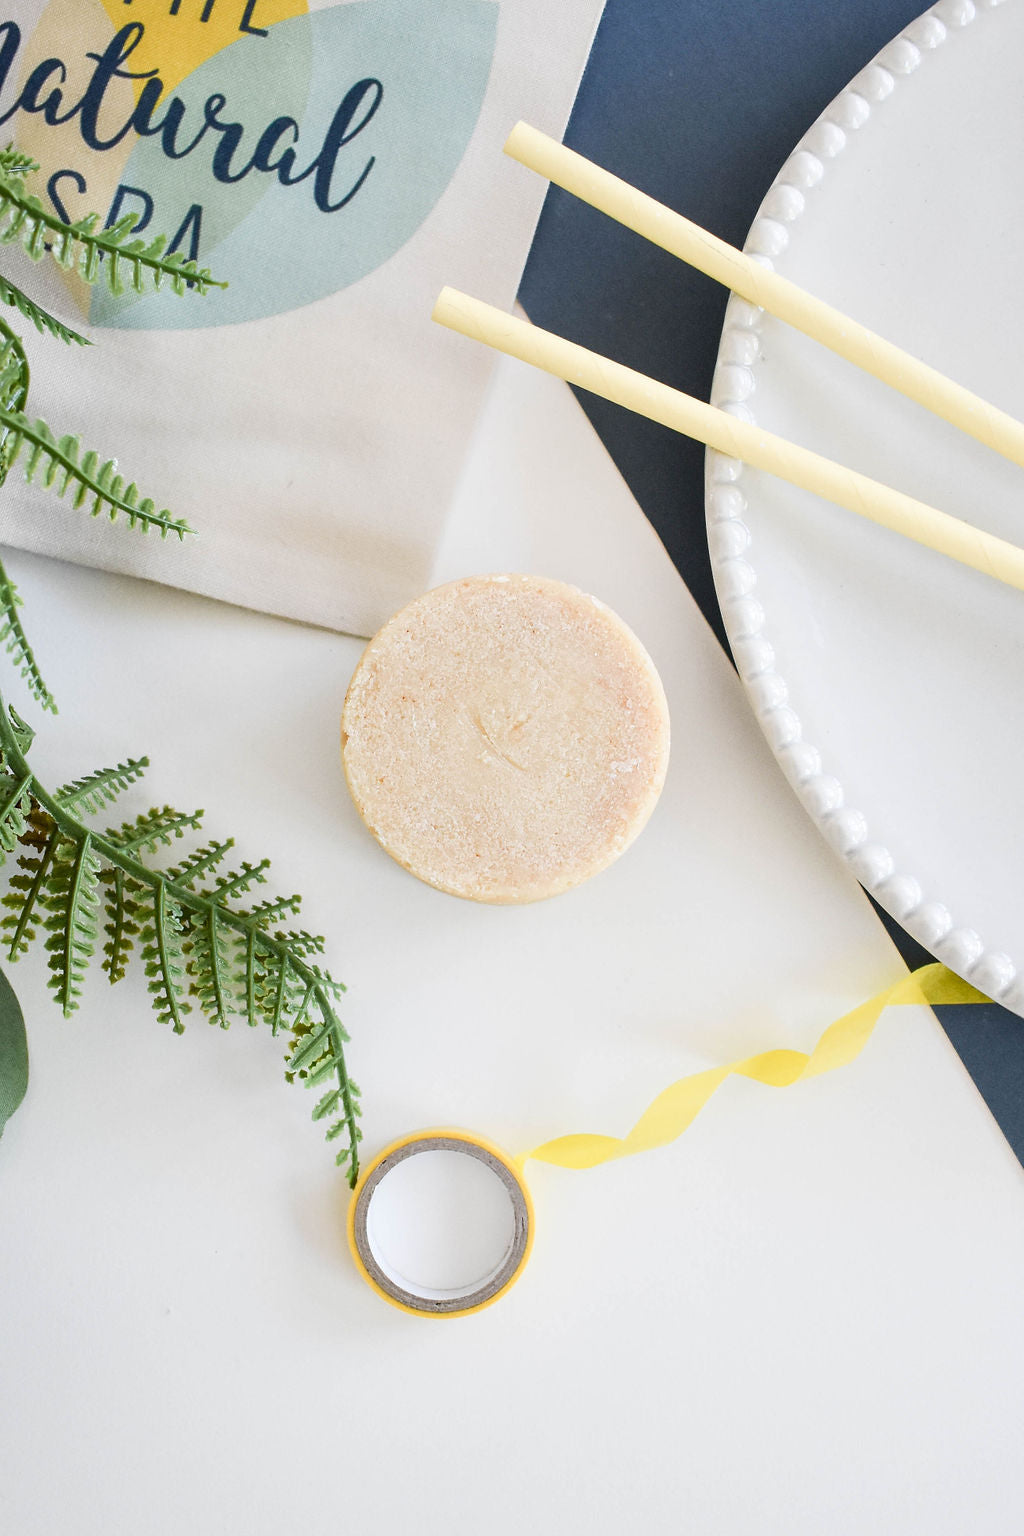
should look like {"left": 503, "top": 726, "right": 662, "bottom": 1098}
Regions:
{"left": 0, "top": 0, "right": 604, "bottom": 635}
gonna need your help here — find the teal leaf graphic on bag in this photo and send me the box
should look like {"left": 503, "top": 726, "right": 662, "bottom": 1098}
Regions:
{"left": 0, "top": 965, "right": 28, "bottom": 1138}
{"left": 91, "top": 0, "right": 498, "bottom": 329}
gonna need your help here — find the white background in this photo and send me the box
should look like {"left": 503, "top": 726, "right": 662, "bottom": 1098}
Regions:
{"left": 0, "top": 355, "right": 1022, "bottom": 1533}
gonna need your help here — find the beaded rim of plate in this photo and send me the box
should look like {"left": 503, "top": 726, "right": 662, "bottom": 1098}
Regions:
{"left": 705, "top": 0, "right": 1022, "bottom": 1013}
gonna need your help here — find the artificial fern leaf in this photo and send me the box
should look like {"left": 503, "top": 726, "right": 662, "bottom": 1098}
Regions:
{"left": 140, "top": 881, "right": 190, "bottom": 1032}
{"left": 0, "top": 170, "right": 226, "bottom": 297}
{"left": 0, "top": 706, "right": 362, "bottom": 1181}
{"left": 0, "top": 409, "right": 193, "bottom": 539}
{"left": 245, "top": 932, "right": 306, "bottom": 1034}
{"left": 0, "top": 146, "right": 39, "bottom": 178}
{"left": 0, "top": 318, "right": 31, "bottom": 503}
{"left": 313, "top": 1088, "right": 344, "bottom": 1122}
{"left": 0, "top": 171, "right": 224, "bottom": 296}
{"left": 56, "top": 757, "right": 148, "bottom": 816}
{"left": 0, "top": 556, "right": 56, "bottom": 714}
{"left": 206, "top": 859, "right": 270, "bottom": 902}
{"left": 107, "top": 805, "right": 203, "bottom": 855}
{"left": 0, "top": 273, "right": 89, "bottom": 348}
{"left": 2, "top": 808, "right": 56, "bottom": 959}
{"left": 42, "top": 832, "right": 101, "bottom": 1015}
{"left": 286, "top": 1020, "right": 334, "bottom": 1078}
{"left": 273, "top": 926, "right": 327, "bottom": 958}
{"left": 100, "top": 866, "right": 146, "bottom": 983}
{"left": 285, "top": 995, "right": 361, "bottom": 1169}
{"left": 243, "top": 892, "right": 302, "bottom": 928}
{"left": 0, "top": 767, "right": 32, "bottom": 852}
{"left": 186, "top": 905, "right": 238, "bottom": 1029}
{"left": 165, "top": 840, "right": 233, "bottom": 889}
{"left": 241, "top": 928, "right": 259, "bottom": 1026}
{"left": 0, "top": 770, "right": 32, "bottom": 844}
{"left": 0, "top": 317, "right": 29, "bottom": 414}
{"left": 6, "top": 708, "right": 33, "bottom": 754}
{"left": 259, "top": 950, "right": 302, "bottom": 1037}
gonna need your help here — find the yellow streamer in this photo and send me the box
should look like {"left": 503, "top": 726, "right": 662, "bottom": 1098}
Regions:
{"left": 520, "top": 963, "right": 989, "bottom": 1171}
{"left": 350, "top": 964, "right": 991, "bottom": 1315}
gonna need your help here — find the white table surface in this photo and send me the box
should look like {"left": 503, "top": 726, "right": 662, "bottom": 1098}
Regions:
{"left": 1, "top": 351, "right": 1022, "bottom": 1535}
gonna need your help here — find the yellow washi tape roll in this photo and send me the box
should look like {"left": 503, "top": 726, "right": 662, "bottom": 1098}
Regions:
{"left": 347, "top": 1129, "right": 534, "bottom": 1318}
{"left": 349, "top": 964, "right": 988, "bottom": 1315}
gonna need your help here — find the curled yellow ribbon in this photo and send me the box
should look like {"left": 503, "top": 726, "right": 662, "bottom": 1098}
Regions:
{"left": 521, "top": 963, "right": 989, "bottom": 1172}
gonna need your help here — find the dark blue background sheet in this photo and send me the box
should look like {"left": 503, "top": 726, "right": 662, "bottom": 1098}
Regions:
{"left": 519, "top": 0, "right": 1024, "bottom": 1166}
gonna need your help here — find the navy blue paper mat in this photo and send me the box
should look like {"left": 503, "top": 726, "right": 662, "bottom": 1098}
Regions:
{"left": 519, "top": 0, "right": 1024, "bottom": 1161}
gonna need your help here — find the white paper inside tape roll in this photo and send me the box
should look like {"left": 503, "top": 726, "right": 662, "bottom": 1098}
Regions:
{"left": 347, "top": 1131, "right": 534, "bottom": 1317}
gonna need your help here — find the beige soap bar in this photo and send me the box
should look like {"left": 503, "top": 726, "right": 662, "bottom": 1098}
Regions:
{"left": 341, "top": 575, "right": 671, "bottom": 903}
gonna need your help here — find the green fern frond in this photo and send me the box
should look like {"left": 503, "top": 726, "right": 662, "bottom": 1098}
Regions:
{"left": 0, "top": 556, "right": 55, "bottom": 714}
{"left": 257, "top": 949, "right": 303, "bottom": 1037}
{"left": 285, "top": 997, "right": 360, "bottom": 1169}
{"left": 7, "top": 708, "right": 34, "bottom": 754}
{"left": 272, "top": 926, "right": 326, "bottom": 957}
{"left": 56, "top": 757, "right": 148, "bottom": 815}
{"left": 207, "top": 859, "right": 270, "bottom": 902}
{"left": 0, "top": 408, "right": 193, "bottom": 539}
{"left": 0, "top": 710, "right": 361, "bottom": 1179}
{"left": 313, "top": 1088, "right": 344, "bottom": 1122}
{"left": 286, "top": 1019, "right": 334, "bottom": 1078}
{"left": 0, "top": 273, "right": 89, "bottom": 348}
{"left": 42, "top": 831, "right": 101, "bottom": 1015}
{"left": 0, "top": 317, "right": 29, "bottom": 413}
{"left": 0, "top": 766, "right": 32, "bottom": 851}
{"left": 0, "top": 168, "right": 226, "bottom": 298}
{"left": 140, "top": 881, "right": 191, "bottom": 1032}
{"left": 0, "top": 318, "right": 31, "bottom": 497}
{"left": 165, "top": 840, "right": 233, "bottom": 888}
{"left": 0, "top": 147, "right": 39, "bottom": 178}
{"left": 100, "top": 866, "right": 146, "bottom": 983}
{"left": 242, "top": 892, "right": 302, "bottom": 928}
{"left": 107, "top": 805, "right": 203, "bottom": 855}
{"left": 187, "top": 905, "right": 238, "bottom": 1028}
{"left": 2, "top": 807, "right": 56, "bottom": 959}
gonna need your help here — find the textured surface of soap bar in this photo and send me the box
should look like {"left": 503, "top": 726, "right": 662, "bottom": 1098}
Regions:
{"left": 341, "top": 574, "right": 670, "bottom": 903}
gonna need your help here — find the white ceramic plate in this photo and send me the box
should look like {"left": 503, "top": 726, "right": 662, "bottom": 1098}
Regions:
{"left": 707, "top": 0, "right": 1024, "bottom": 1013}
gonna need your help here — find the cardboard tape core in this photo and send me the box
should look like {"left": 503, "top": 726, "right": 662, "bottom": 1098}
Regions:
{"left": 349, "top": 1132, "right": 533, "bottom": 1316}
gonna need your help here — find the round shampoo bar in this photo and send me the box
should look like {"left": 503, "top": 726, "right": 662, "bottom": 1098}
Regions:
{"left": 340, "top": 575, "right": 671, "bottom": 903}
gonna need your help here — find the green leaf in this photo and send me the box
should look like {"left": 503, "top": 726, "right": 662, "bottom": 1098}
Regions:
{"left": 0, "top": 767, "right": 33, "bottom": 851}
{"left": 0, "top": 146, "right": 39, "bottom": 178}
{"left": 0, "top": 708, "right": 361, "bottom": 1182}
{"left": 165, "top": 840, "right": 232, "bottom": 888}
{"left": 100, "top": 866, "right": 146, "bottom": 984}
{"left": 0, "top": 315, "right": 29, "bottom": 414}
{"left": 140, "top": 881, "right": 190, "bottom": 1032}
{"left": 187, "top": 904, "right": 237, "bottom": 1028}
{"left": 42, "top": 832, "right": 101, "bottom": 1016}
{"left": 207, "top": 858, "right": 270, "bottom": 902}
{"left": 56, "top": 757, "right": 148, "bottom": 815}
{"left": 0, "top": 963, "right": 27, "bottom": 1136}
{"left": 0, "top": 272, "right": 89, "bottom": 348}
{"left": 2, "top": 809, "right": 57, "bottom": 960}
{"left": 0, "top": 408, "right": 194, "bottom": 539}
{"left": 0, "top": 556, "right": 54, "bottom": 714}
{"left": 242, "top": 892, "right": 302, "bottom": 927}
{"left": 107, "top": 805, "right": 203, "bottom": 854}
{"left": 6, "top": 708, "right": 34, "bottom": 754}
{"left": 0, "top": 167, "right": 225, "bottom": 296}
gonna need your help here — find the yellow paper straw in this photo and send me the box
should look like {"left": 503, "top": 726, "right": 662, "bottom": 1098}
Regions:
{"left": 521, "top": 962, "right": 987, "bottom": 1171}
{"left": 432, "top": 287, "right": 1024, "bottom": 593}
{"left": 504, "top": 121, "right": 1024, "bottom": 469}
